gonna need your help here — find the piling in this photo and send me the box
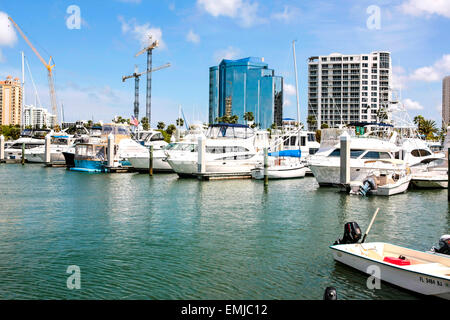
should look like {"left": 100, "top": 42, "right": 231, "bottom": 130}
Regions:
{"left": 176, "top": 129, "right": 181, "bottom": 142}
{"left": 264, "top": 147, "right": 269, "bottom": 187}
{"left": 21, "top": 142, "right": 25, "bottom": 165}
{"left": 197, "top": 136, "right": 206, "bottom": 174}
{"left": 107, "top": 134, "right": 114, "bottom": 168}
{"left": 340, "top": 132, "right": 350, "bottom": 185}
{"left": 44, "top": 134, "right": 51, "bottom": 164}
{"left": 448, "top": 148, "right": 450, "bottom": 201}
{"left": 0, "top": 135, "right": 4, "bottom": 162}
{"left": 149, "top": 145, "right": 154, "bottom": 176}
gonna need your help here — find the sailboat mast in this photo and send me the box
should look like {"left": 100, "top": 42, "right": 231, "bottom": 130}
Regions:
{"left": 21, "top": 51, "right": 25, "bottom": 129}
{"left": 292, "top": 40, "right": 300, "bottom": 128}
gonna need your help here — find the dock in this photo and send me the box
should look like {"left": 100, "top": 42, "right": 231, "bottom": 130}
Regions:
{"left": 106, "top": 166, "right": 135, "bottom": 173}
{"left": 194, "top": 172, "right": 252, "bottom": 181}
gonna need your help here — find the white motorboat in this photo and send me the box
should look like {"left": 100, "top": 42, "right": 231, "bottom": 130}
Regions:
{"left": 128, "top": 126, "right": 205, "bottom": 172}
{"left": 308, "top": 130, "right": 401, "bottom": 186}
{"left": 167, "top": 123, "right": 268, "bottom": 177}
{"left": 4, "top": 129, "right": 50, "bottom": 160}
{"left": 349, "top": 160, "right": 412, "bottom": 196}
{"left": 410, "top": 158, "right": 448, "bottom": 189}
{"left": 132, "top": 129, "right": 168, "bottom": 150}
{"left": 25, "top": 134, "right": 76, "bottom": 164}
{"left": 251, "top": 156, "right": 307, "bottom": 180}
{"left": 330, "top": 242, "right": 450, "bottom": 299}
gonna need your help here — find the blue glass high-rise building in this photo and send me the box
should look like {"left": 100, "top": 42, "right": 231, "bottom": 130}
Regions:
{"left": 209, "top": 57, "right": 283, "bottom": 129}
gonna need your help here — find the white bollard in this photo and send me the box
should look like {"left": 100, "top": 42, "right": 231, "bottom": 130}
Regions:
{"left": 0, "top": 135, "right": 4, "bottom": 161}
{"left": 340, "top": 132, "right": 350, "bottom": 185}
{"left": 197, "top": 136, "right": 206, "bottom": 174}
{"left": 44, "top": 134, "right": 51, "bottom": 164}
{"left": 107, "top": 134, "right": 114, "bottom": 168}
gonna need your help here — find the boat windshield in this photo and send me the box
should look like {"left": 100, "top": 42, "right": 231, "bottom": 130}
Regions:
{"left": 206, "top": 124, "right": 254, "bottom": 139}
{"left": 166, "top": 143, "right": 197, "bottom": 152}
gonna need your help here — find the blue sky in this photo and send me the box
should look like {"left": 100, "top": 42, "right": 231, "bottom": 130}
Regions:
{"left": 0, "top": 0, "right": 449, "bottom": 127}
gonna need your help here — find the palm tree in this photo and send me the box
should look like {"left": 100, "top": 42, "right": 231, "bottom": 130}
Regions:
{"left": 176, "top": 118, "right": 184, "bottom": 127}
{"left": 307, "top": 115, "right": 317, "bottom": 129}
{"left": 243, "top": 112, "right": 254, "bottom": 123}
{"left": 141, "top": 117, "right": 150, "bottom": 130}
{"left": 413, "top": 115, "right": 424, "bottom": 126}
{"left": 419, "top": 119, "right": 438, "bottom": 140}
{"left": 157, "top": 122, "right": 165, "bottom": 130}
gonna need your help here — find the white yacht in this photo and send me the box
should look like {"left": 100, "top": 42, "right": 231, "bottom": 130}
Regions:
{"left": 410, "top": 158, "right": 448, "bottom": 189}
{"left": 167, "top": 123, "right": 269, "bottom": 177}
{"left": 4, "top": 129, "right": 51, "bottom": 160}
{"left": 133, "top": 129, "right": 168, "bottom": 150}
{"left": 308, "top": 129, "right": 402, "bottom": 186}
{"left": 25, "top": 134, "right": 77, "bottom": 163}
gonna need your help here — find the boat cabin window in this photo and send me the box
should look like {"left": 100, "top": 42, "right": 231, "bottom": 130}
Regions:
{"left": 411, "top": 149, "right": 432, "bottom": 157}
{"left": 362, "top": 151, "right": 392, "bottom": 159}
{"left": 217, "top": 154, "right": 255, "bottom": 160}
{"left": 328, "top": 149, "right": 366, "bottom": 158}
{"left": 150, "top": 133, "right": 165, "bottom": 141}
{"left": 307, "top": 133, "right": 316, "bottom": 142}
{"left": 207, "top": 125, "right": 253, "bottom": 139}
{"left": 283, "top": 136, "right": 297, "bottom": 147}
{"left": 301, "top": 136, "right": 306, "bottom": 147}
{"left": 309, "top": 148, "right": 319, "bottom": 155}
{"left": 102, "top": 125, "right": 114, "bottom": 135}
{"left": 169, "top": 143, "right": 197, "bottom": 152}
{"left": 206, "top": 146, "right": 249, "bottom": 154}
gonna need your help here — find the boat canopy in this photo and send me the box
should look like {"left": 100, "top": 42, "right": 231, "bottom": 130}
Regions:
{"left": 269, "top": 150, "right": 301, "bottom": 158}
{"left": 207, "top": 123, "right": 254, "bottom": 139}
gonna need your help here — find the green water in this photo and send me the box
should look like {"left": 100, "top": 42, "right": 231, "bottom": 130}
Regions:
{"left": 0, "top": 164, "right": 448, "bottom": 300}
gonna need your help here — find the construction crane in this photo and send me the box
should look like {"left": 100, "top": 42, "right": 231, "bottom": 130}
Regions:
{"left": 122, "top": 63, "right": 170, "bottom": 120}
{"left": 135, "top": 36, "right": 159, "bottom": 125}
{"left": 8, "top": 16, "right": 59, "bottom": 127}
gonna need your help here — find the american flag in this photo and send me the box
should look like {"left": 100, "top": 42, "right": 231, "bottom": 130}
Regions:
{"left": 130, "top": 116, "right": 139, "bottom": 126}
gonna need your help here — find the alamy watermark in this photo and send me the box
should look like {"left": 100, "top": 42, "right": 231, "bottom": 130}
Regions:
{"left": 66, "top": 5, "right": 81, "bottom": 30}
{"left": 66, "top": 265, "right": 81, "bottom": 290}
{"left": 366, "top": 5, "right": 381, "bottom": 30}
{"left": 366, "top": 265, "right": 381, "bottom": 290}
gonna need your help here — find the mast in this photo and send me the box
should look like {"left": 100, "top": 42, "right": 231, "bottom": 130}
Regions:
{"left": 21, "top": 51, "right": 25, "bottom": 129}
{"left": 292, "top": 40, "right": 300, "bottom": 128}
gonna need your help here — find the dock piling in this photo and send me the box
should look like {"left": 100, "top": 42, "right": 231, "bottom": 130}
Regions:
{"left": 198, "top": 136, "right": 206, "bottom": 174}
{"left": 21, "top": 142, "right": 25, "bottom": 165}
{"left": 448, "top": 148, "right": 449, "bottom": 202}
{"left": 44, "top": 134, "right": 51, "bottom": 164}
{"left": 107, "top": 134, "right": 114, "bottom": 168}
{"left": 149, "top": 145, "right": 154, "bottom": 176}
{"left": 0, "top": 135, "right": 4, "bottom": 161}
{"left": 340, "top": 132, "right": 350, "bottom": 186}
{"left": 264, "top": 147, "right": 269, "bottom": 187}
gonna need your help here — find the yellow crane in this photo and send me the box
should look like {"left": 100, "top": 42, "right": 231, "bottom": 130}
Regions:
{"left": 8, "top": 16, "right": 59, "bottom": 128}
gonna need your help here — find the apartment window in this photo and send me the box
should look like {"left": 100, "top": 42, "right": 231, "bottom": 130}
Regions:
{"left": 363, "top": 56, "right": 368, "bottom": 60}
{"left": 322, "top": 57, "right": 327, "bottom": 61}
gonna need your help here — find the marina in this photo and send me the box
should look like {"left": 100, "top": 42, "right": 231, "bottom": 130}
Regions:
{"left": 0, "top": 163, "right": 448, "bottom": 300}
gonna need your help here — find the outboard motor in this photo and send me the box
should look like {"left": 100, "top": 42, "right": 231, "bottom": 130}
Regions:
{"left": 334, "top": 222, "right": 362, "bottom": 245}
{"left": 359, "top": 176, "right": 377, "bottom": 196}
{"left": 431, "top": 235, "right": 450, "bottom": 255}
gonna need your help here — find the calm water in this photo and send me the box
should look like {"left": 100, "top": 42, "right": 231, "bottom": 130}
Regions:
{"left": 0, "top": 164, "right": 448, "bottom": 300}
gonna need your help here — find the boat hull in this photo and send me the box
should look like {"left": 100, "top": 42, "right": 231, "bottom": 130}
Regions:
{"left": 167, "top": 159, "right": 261, "bottom": 177}
{"left": 309, "top": 164, "right": 378, "bottom": 186}
{"left": 370, "top": 176, "right": 411, "bottom": 196}
{"left": 331, "top": 244, "right": 450, "bottom": 299}
{"left": 128, "top": 156, "right": 173, "bottom": 172}
{"left": 411, "top": 177, "right": 448, "bottom": 189}
{"left": 251, "top": 166, "right": 307, "bottom": 180}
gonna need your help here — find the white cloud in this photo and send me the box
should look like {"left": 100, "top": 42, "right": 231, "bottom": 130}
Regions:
{"left": 271, "top": 5, "right": 301, "bottom": 23}
{"left": 409, "top": 54, "right": 450, "bottom": 82}
{"left": 118, "top": 16, "right": 165, "bottom": 49}
{"left": 283, "top": 83, "right": 296, "bottom": 96}
{"left": 403, "top": 98, "right": 424, "bottom": 110}
{"left": 0, "top": 12, "right": 17, "bottom": 47}
{"left": 283, "top": 99, "right": 292, "bottom": 107}
{"left": 400, "top": 0, "right": 450, "bottom": 18}
{"left": 186, "top": 30, "right": 200, "bottom": 44}
{"left": 197, "top": 0, "right": 264, "bottom": 27}
{"left": 213, "top": 46, "right": 241, "bottom": 63}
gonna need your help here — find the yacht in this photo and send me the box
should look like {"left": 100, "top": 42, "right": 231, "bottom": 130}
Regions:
{"left": 410, "top": 158, "right": 448, "bottom": 189}
{"left": 4, "top": 129, "right": 51, "bottom": 160}
{"left": 128, "top": 128, "right": 205, "bottom": 172}
{"left": 167, "top": 123, "right": 269, "bottom": 177}
{"left": 133, "top": 129, "right": 168, "bottom": 150}
{"left": 25, "top": 134, "right": 76, "bottom": 163}
{"left": 308, "top": 129, "right": 402, "bottom": 186}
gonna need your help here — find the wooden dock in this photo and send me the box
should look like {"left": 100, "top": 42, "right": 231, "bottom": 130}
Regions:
{"left": 106, "top": 166, "right": 136, "bottom": 173}
{"left": 194, "top": 172, "right": 252, "bottom": 181}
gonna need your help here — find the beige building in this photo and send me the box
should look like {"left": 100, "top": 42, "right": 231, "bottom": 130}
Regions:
{"left": 0, "top": 76, "right": 23, "bottom": 126}
{"left": 443, "top": 76, "right": 450, "bottom": 128}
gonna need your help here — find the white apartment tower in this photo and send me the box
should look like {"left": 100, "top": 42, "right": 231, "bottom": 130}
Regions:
{"left": 307, "top": 51, "right": 391, "bottom": 131}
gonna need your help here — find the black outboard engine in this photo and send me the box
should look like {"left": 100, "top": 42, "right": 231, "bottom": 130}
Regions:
{"left": 359, "top": 176, "right": 377, "bottom": 196}
{"left": 431, "top": 235, "right": 450, "bottom": 255}
{"left": 334, "top": 222, "right": 362, "bottom": 245}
